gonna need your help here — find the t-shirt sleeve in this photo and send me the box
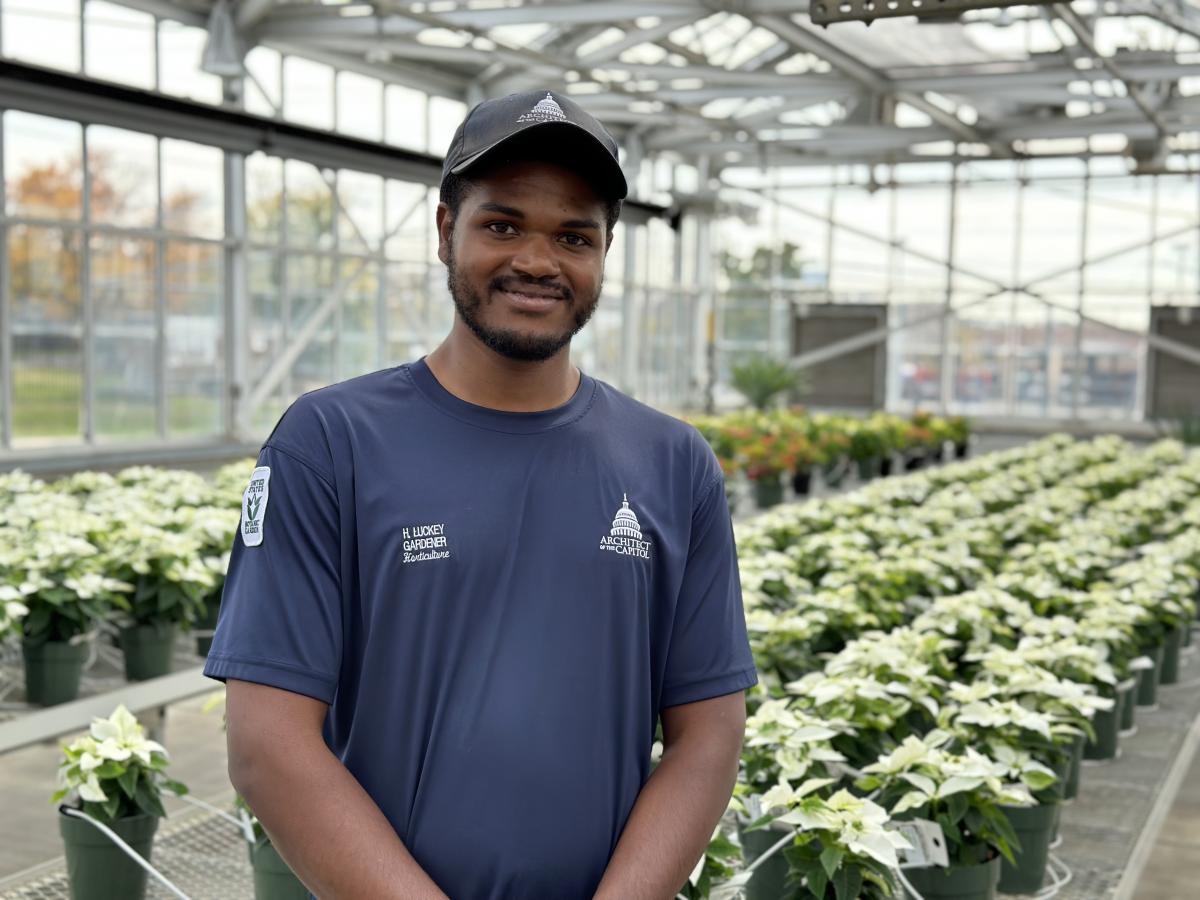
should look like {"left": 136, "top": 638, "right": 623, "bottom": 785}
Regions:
{"left": 660, "top": 468, "right": 758, "bottom": 709}
{"left": 203, "top": 438, "right": 342, "bottom": 705}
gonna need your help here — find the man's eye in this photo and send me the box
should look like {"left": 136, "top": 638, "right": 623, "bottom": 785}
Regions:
{"left": 561, "top": 234, "right": 589, "bottom": 247}
{"left": 487, "top": 222, "right": 517, "bottom": 235}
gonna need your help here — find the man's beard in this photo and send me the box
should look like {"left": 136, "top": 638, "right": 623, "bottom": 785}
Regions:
{"left": 446, "top": 247, "right": 601, "bottom": 362}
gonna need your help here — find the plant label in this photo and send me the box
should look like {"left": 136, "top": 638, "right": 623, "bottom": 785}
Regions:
{"left": 893, "top": 818, "right": 949, "bottom": 869}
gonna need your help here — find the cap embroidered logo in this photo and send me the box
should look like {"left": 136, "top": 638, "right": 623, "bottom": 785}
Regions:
{"left": 516, "top": 92, "right": 567, "bottom": 124}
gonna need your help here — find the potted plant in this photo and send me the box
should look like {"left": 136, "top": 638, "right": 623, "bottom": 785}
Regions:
{"left": 743, "top": 784, "right": 910, "bottom": 900}
{"left": 102, "top": 523, "right": 217, "bottom": 680}
{"left": 731, "top": 357, "right": 805, "bottom": 411}
{"left": 741, "top": 427, "right": 791, "bottom": 510}
{"left": 51, "top": 704, "right": 188, "bottom": 900}
{"left": 4, "top": 496, "right": 133, "bottom": 705}
{"left": 166, "top": 506, "right": 238, "bottom": 656}
{"left": 858, "top": 735, "right": 1031, "bottom": 900}
{"left": 903, "top": 413, "right": 938, "bottom": 471}
{"left": 946, "top": 416, "right": 972, "bottom": 460}
{"left": 846, "top": 420, "right": 887, "bottom": 483}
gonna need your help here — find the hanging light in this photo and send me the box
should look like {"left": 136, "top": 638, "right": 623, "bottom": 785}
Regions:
{"left": 201, "top": 0, "right": 247, "bottom": 79}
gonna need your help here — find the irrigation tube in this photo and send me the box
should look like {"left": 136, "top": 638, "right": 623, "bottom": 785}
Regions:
{"left": 59, "top": 806, "right": 191, "bottom": 900}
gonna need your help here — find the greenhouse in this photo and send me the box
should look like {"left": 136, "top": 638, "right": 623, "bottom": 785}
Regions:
{"left": 0, "top": 1, "right": 1198, "bottom": 899}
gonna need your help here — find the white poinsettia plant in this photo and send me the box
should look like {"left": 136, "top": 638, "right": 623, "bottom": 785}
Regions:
{"left": 745, "top": 784, "right": 911, "bottom": 900}
{"left": 52, "top": 704, "right": 188, "bottom": 824}
{"left": 856, "top": 733, "right": 1031, "bottom": 869}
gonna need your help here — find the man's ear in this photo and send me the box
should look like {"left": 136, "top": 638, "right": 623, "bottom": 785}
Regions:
{"left": 435, "top": 201, "right": 453, "bottom": 265}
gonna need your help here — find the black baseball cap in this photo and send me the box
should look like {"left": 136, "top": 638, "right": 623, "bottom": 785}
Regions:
{"left": 441, "top": 90, "right": 628, "bottom": 200}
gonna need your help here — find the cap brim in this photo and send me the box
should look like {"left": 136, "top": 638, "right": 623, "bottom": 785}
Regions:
{"left": 449, "top": 120, "right": 628, "bottom": 200}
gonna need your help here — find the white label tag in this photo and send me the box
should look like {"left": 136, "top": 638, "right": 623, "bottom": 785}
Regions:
{"left": 241, "top": 466, "right": 271, "bottom": 548}
{"left": 894, "top": 818, "right": 949, "bottom": 869}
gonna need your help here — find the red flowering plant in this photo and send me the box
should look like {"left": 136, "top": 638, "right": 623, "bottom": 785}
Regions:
{"left": 742, "top": 427, "right": 818, "bottom": 482}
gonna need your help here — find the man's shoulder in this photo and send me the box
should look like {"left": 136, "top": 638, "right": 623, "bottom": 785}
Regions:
{"left": 591, "top": 376, "right": 703, "bottom": 446}
{"left": 264, "top": 365, "right": 415, "bottom": 461}
{"left": 590, "top": 377, "right": 720, "bottom": 492}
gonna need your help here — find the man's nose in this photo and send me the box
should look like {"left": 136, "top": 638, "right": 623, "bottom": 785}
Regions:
{"left": 510, "top": 235, "right": 561, "bottom": 280}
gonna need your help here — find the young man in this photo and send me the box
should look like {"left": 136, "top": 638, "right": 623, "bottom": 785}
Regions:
{"left": 204, "top": 89, "right": 757, "bottom": 900}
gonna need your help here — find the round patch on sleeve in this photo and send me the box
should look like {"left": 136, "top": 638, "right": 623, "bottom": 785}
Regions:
{"left": 241, "top": 466, "right": 271, "bottom": 547}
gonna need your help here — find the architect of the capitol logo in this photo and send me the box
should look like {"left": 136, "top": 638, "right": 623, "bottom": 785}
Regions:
{"left": 517, "top": 92, "right": 567, "bottom": 124}
{"left": 600, "top": 495, "right": 652, "bottom": 559}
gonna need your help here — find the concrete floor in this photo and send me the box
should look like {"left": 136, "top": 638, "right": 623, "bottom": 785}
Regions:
{"left": 1135, "top": 743, "right": 1200, "bottom": 899}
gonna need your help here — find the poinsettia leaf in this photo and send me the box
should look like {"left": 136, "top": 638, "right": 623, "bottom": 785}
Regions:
{"left": 117, "top": 768, "right": 138, "bottom": 799}
{"left": 832, "top": 864, "right": 863, "bottom": 900}
{"left": 820, "top": 845, "right": 844, "bottom": 880}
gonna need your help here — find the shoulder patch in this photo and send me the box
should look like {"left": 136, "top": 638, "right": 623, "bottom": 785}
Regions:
{"left": 241, "top": 466, "right": 271, "bottom": 547}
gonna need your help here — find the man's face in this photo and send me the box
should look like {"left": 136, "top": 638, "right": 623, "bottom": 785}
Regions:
{"left": 436, "top": 159, "right": 610, "bottom": 362}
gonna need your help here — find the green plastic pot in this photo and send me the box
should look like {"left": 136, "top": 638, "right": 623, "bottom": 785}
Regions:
{"left": 1136, "top": 644, "right": 1165, "bottom": 707}
{"left": 119, "top": 623, "right": 178, "bottom": 681}
{"left": 739, "top": 822, "right": 798, "bottom": 900}
{"left": 1084, "top": 682, "right": 1130, "bottom": 762}
{"left": 752, "top": 477, "right": 785, "bottom": 510}
{"left": 249, "top": 839, "right": 310, "bottom": 900}
{"left": 194, "top": 596, "right": 222, "bottom": 657}
{"left": 22, "top": 639, "right": 89, "bottom": 706}
{"left": 998, "top": 802, "right": 1058, "bottom": 895}
{"left": 855, "top": 458, "right": 879, "bottom": 482}
{"left": 1160, "top": 626, "right": 1185, "bottom": 686}
{"left": 60, "top": 809, "right": 158, "bottom": 900}
{"left": 903, "top": 856, "right": 1000, "bottom": 900}
{"left": 1063, "top": 733, "right": 1085, "bottom": 800}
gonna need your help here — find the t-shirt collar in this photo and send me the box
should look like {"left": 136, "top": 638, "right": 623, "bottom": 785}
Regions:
{"left": 405, "top": 356, "right": 596, "bottom": 434}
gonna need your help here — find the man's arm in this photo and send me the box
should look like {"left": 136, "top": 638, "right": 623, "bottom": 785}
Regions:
{"left": 226, "top": 679, "right": 447, "bottom": 900}
{"left": 592, "top": 691, "right": 747, "bottom": 900}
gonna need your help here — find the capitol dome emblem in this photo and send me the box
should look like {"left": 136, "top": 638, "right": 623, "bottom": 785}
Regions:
{"left": 517, "top": 92, "right": 567, "bottom": 124}
{"left": 610, "top": 494, "right": 643, "bottom": 540}
{"left": 600, "top": 494, "right": 652, "bottom": 560}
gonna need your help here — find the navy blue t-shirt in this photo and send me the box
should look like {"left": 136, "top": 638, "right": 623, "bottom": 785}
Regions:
{"left": 204, "top": 358, "right": 757, "bottom": 900}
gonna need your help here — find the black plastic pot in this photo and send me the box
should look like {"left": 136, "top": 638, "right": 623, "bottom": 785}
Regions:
{"left": 791, "top": 469, "right": 813, "bottom": 496}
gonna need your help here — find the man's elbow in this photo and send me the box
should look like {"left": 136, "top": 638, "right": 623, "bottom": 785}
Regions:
{"left": 227, "top": 733, "right": 267, "bottom": 802}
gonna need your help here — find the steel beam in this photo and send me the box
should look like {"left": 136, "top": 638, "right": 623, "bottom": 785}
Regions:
{"left": 1052, "top": 3, "right": 1171, "bottom": 139}
{"left": 236, "top": 0, "right": 276, "bottom": 31}
{"left": 107, "top": 0, "right": 208, "bottom": 28}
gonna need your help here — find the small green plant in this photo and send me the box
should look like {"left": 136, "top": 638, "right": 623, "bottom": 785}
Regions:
{"left": 731, "top": 358, "right": 808, "bottom": 411}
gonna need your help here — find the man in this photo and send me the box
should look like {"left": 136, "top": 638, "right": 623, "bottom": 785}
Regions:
{"left": 204, "top": 89, "right": 757, "bottom": 900}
